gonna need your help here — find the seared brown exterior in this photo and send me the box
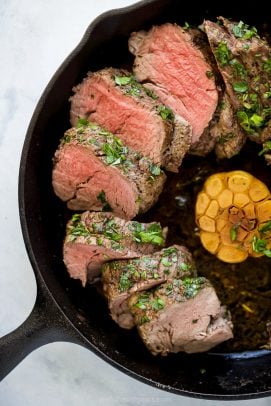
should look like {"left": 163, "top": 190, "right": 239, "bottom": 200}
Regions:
{"left": 64, "top": 211, "right": 167, "bottom": 285}
{"left": 129, "top": 278, "right": 233, "bottom": 355}
{"left": 204, "top": 17, "right": 271, "bottom": 147}
{"left": 52, "top": 122, "right": 166, "bottom": 219}
{"left": 212, "top": 94, "right": 247, "bottom": 159}
{"left": 102, "top": 245, "right": 195, "bottom": 329}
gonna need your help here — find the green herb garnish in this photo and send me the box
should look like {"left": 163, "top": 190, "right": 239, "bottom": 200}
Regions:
{"left": 144, "top": 87, "right": 159, "bottom": 100}
{"left": 230, "top": 224, "right": 239, "bottom": 241}
{"left": 114, "top": 75, "right": 132, "bottom": 86}
{"left": 259, "top": 221, "right": 271, "bottom": 234}
{"left": 133, "top": 223, "right": 164, "bottom": 246}
{"left": 157, "top": 105, "right": 174, "bottom": 120}
{"left": 68, "top": 214, "right": 89, "bottom": 241}
{"left": 149, "top": 163, "right": 161, "bottom": 176}
{"left": 76, "top": 117, "right": 89, "bottom": 128}
{"left": 135, "top": 293, "right": 150, "bottom": 310}
{"left": 103, "top": 219, "right": 122, "bottom": 242}
{"left": 206, "top": 70, "right": 214, "bottom": 79}
{"left": 139, "top": 315, "right": 150, "bottom": 325}
{"left": 161, "top": 257, "right": 171, "bottom": 267}
{"left": 215, "top": 42, "right": 231, "bottom": 66}
{"left": 102, "top": 136, "right": 128, "bottom": 166}
{"left": 232, "top": 21, "right": 258, "bottom": 40}
{"left": 233, "top": 82, "right": 248, "bottom": 93}
{"left": 119, "top": 273, "right": 133, "bottom": 292}
{"left": 252, "top": 236, "right": 271, "bottom": 257}
{"left": 97, "top": 191, "right": 112, "bottom": 212}
{"left": 259, "top": 141, "right": 271, "bottom": 156}
{"left": 229, "top": 59, "right": 247, "bottom": 78}
{"left": 183, "top": 21, "right": 190, "bottom": 30}
{"left": 217, "top": 132, "right": 235, "bottom": 145}
{"left": 263, "top": 58, "right": 271, "bottom": 74}
{"left": 151, "top": 297, "right": 165, "bottom": 311}
{"left": 181, "top": 277, "right": 206, "bottom": 299}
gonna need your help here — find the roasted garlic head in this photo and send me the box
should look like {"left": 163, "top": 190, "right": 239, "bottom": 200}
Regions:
{"left": 196, "top": 170, "right": 271, "bottom": 263}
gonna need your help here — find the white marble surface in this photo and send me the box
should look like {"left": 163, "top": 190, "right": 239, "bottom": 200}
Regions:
{"left": 0, "top": 1, "right": 270, "bottom": 405}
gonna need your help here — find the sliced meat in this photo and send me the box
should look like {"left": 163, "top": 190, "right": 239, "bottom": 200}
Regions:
{"left": 259, "top": 141, "right": 271, "bottom": 166}
{"left": 204, "top": 18, "right": 271, "bottom": 145}
{"left": 186, "top": 27, "right": 225, "bottom": 156}
{"left": 64, "top": 211, "right": 167, "bottom": 286}
{"left": 212, "top": 94, "right": 247, "bottom": 159}
{"left": 102, "top": 245, "right": 195, "bottom": 329}
{"left": 52, "top": 122, "right": 166, "bottom": 219}
{"left": 129, "top": 277, "right": 233, "bottom": 355}
{"left": 129, "top": 23, "right": 219, "bottom": 144}
{"left": 70, "top": 68, "right": 192, "bottom": 172}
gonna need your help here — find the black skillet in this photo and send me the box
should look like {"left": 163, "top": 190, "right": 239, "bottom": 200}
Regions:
{"left": 0, "top": 0, "right": 271, "bottom": 399}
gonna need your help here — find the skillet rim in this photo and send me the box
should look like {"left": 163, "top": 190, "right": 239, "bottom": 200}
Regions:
{"left": 18, "top": 0, "right": 271, "bottom": 399}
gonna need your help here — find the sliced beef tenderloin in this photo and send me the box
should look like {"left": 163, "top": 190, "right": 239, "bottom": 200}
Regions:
{"left": 129, "top": 277, "right": 233, "bottom": 355}
{"left": 211, "top": 94, "right": 247, "bottom": 159}
{"left": 70, "top": 68, "right": 191, "bottom": 172}
{"left": 63, "top": 211, "right": 167, "bottom": 286}
{"left": 52, "top": 121, "right": 166, "bottom": 218}
{"left": 102, "top": 245, "right": 195, "bottom": 329}
{"left": 204, "top": 18, "right": 271, "bottom": 145}
{"left": 129, "top": 23, "right": 219, "bottom": 145}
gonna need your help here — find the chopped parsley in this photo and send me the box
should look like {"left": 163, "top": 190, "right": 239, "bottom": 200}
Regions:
{"left": 144, "top": 87, "right": 159, "bottom": 100}
{"left": 263, "top": 58, "right": 271, "bottom": 74}
{"left": 162, "top": 247, "right": 178, "bottom": 256}
{"left": 119, "top": 273, "right": 133, "bottom": 292}
{"left": 76, "top": 117, "right": 89, "bottom": 128}
{"left": 97, "top": 191, "right": 112, "bottom": 212}
{"left": 103, "top": 219, "right": 122, "bottom": 242}
{"left": 183, "top": 21, "right": 191, "bottom": 30}
{"left": 181, "top": 277, "right": 206, "bottom": 299}
{"left": 215, "top": 42, "right": 232, "bottom": 66}
{"left": 157, "top": 105, "right": 174, "bottom": 120}
{"left": 149, "top": 163, "right": 161, "bottom": 176}
{"left": 259, "top": 141, "right": 271, "bottom": 156}
{"left": 259, "top": 221, "right": 271, "bottom": 234}
{"left": 151, "top": 297, "right": 165, "bottom": 311}
{"left": 229, "top": 59, "right": 247, "bottom": 78}
{"left": 68, "top": 214, "right": 89, "bottom": 241}
{"left": 237, "top": 110, "right": 265, "bottom": 134}
{"left": 230, "top": 224, "right": 239, "bottom": 241}
{"left": 252, "top": 236, "right": 271, "bottom": 257}
{"left": 102, "top": 136, "right": 128, "bottom": 165}
{"left": 232, "top": 21, "right": 258, "bottom": 40}
{"left": 179, "top": 262, "right": 190, "bottom": 272}
{"left": 133, "top": 223, "right": 165, "bottom": 246}
{"left": 161, "top": 257, "right": 171, "bottom": 267}
{"left": 139, "top": 315, "right": 150, "bottom": 325}
{"left": 114, "top": 75, "right": 132, "bottom": 86}
{"left": 217, "top": 132, "right": 235, "bottom": 145}
{"left": 233, "top": 82, "right": 248, "bottom": 93}
{"left": 206, "top": 70, "right": 214, "bottom": 79}
{"left": 134, "top": 293, "right": 150, "bottom": 310}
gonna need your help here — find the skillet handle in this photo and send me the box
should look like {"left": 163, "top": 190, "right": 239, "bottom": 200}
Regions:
{"left": 0, "top": 277, "right": 81, "bottom": 381}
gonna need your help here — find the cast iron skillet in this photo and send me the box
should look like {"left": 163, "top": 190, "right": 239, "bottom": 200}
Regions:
{"left": 0, "top": 0, "right": 270, "bottom": 399}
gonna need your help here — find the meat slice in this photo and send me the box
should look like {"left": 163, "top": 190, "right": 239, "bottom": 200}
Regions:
{"left": 52, "top": 122, "right": 166, "bottom": 219}
{"left": 70, "top": 68, "right": 192, "bottom": 172}
{"left": 212, "top": 94, "right": 247, "bottom": 159}
{"left": 129, "top": 278, "right": 233, "bottom": 355}
{"left": 204, "top": 17, "right": 271, "bottom": 145}
{"left": 102, "top": 245, "right": 195, "bottom": 329}
{"left": 63, "top": 211, "right": 167, "bottom": 286}
{"left": 129, "top": 23, "right": 219, "bottom": 144}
